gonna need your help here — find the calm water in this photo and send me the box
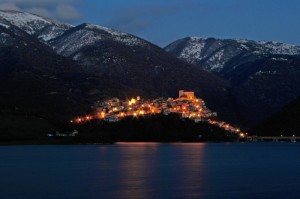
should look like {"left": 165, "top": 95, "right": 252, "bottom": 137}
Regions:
{"left": 1, "top": 143, "right": 300, "bottom": 199}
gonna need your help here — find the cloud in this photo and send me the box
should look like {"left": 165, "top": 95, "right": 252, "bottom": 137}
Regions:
{"left": 0, "top": 0, "right": 81, "bottom": 22}
{"left": 0, "top": 0, "right": 72, "bottom": 6}
{"left": 24, "top": 7, "right": 53, "bottom": 18}
{"left": 0, "top": 2, "right": 20, "bottom": 10}
{"left": 55, "top": 4, "right": 81, "bottom": 22}
{"left": 109, "top": 2, "right": 208, "bottom": 33}
{"left": 109, "top": 5, "right": 176, "bottom": 33}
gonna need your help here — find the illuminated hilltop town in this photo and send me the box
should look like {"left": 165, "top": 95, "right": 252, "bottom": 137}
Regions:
{"left": 72, "top": 90, "right": 246, "bottom": 137}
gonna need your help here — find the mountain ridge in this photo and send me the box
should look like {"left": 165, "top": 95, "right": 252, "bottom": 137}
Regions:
{"left": 0, "top": 9, "right": 72, "bottom": 42}
{"left": 165, "top": 36, "right": 300, "bottom": 74}
{"left": 165, "top": 36, "right": 300, "bottom": 126}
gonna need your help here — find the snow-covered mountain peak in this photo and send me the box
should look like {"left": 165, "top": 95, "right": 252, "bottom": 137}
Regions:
{"left": 165, "top": 36, "right": 300, "bottom": 73}
{"left": 50, "top": 22, "right": 148, "bottom": 57}
{"left": 1, "top": 10, "right": 55, "bottom": 33}
{"left": 236, "top": 39, "right": 250, "bottom": 44}
{"left": 185, "top": 36, "right": 300, "bottom": 55}
{"left": 256, "top": 40, "right": 300, "bottom": 55}
{"left": 0, "top": 21, "right": 9, "bottom": 29}
{"left": 83, "top": 23, "right": 124, "bottom": 36}
{"left": 0, "top": 9, "right": 73, "bottom": 41}
{"left": 175, "top": 37, "right": 207, "bottom": 64}
{"left": 189, "top": 36, "right": 208, "bottom": 41}
{"left": 81, "top": 23, "right": 147, "bottom": 46}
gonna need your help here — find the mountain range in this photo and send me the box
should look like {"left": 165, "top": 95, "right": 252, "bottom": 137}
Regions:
{"left": 165, "top": 37, "right": 300, "bottom": 126}
{"left": 0, "top": 10, "right": 234, "bottom": 125}
{"left": 1, "top": 9, "right": 300, "bottom": 133}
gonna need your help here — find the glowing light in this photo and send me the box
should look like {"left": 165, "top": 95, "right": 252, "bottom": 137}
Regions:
{"left": 120, "top": 112, "right": 125, "bottom": 117}
{"left": 76, "top": 118, "right": 82, "bottom": 123}
{"left": 72, "top": 91, "right": 246, "bottom": 136}
{"left": 131, "top": 98, "right": 136, "bottom": 104}
{"left": 99, "top": 112, "right": 105, "bottom": 119}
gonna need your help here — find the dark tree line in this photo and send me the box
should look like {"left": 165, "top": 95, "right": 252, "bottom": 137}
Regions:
{"left": 72, "top": 113, "right": 238, "bottom": 143}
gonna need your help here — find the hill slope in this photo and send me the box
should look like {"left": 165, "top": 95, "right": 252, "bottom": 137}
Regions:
{"left": 0, "top": 23, "right": 87, "bottom": 121}
{"left": 252, "top": 97, "right": 300, "bottom": 136}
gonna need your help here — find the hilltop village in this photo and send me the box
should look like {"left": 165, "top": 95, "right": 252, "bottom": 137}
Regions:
{"left": 72, "top": 90, "right": 245, "bottom": 137}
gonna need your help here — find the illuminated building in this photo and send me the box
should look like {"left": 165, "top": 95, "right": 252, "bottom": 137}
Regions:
{"left": 179, "top": 90, "right": 195, "bottom": 99}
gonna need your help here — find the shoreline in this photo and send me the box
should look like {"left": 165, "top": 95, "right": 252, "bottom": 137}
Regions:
{"left": 0, "top": 139, "right": 254, "bottom": 146}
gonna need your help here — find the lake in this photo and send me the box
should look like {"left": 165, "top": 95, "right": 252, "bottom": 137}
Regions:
{"left": 1, "top": 142, "right": 300, "bottom": 199}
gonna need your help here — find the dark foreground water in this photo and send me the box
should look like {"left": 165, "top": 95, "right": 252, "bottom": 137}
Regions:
{"left": 1, "top": 143, "right": 300, "bottom": 199}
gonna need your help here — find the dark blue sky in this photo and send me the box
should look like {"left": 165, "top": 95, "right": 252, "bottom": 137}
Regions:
{"left": 76, "top": 0, "right": 300, "bottom": 47}
{"left": 1, "top": 0, "right": 300, "bottom": 47}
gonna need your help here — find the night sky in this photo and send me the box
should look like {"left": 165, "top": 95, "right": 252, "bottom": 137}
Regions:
{"left": 0, "top": 0, "right": 299, "bottom": 47}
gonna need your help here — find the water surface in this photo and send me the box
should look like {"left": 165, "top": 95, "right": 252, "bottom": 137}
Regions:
{"left": 1, "top": 142, "right": 300, "bottom": 199}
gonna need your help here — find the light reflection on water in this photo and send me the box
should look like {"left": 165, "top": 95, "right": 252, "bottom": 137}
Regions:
{"left": 117, "top": 143, "right": 160, "bottom": 199}
{"left": 1, "top": 143, "right": 300, "bottom": 199}
{"left": 115, "top": 143, "right": 206, "bottom": 199}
